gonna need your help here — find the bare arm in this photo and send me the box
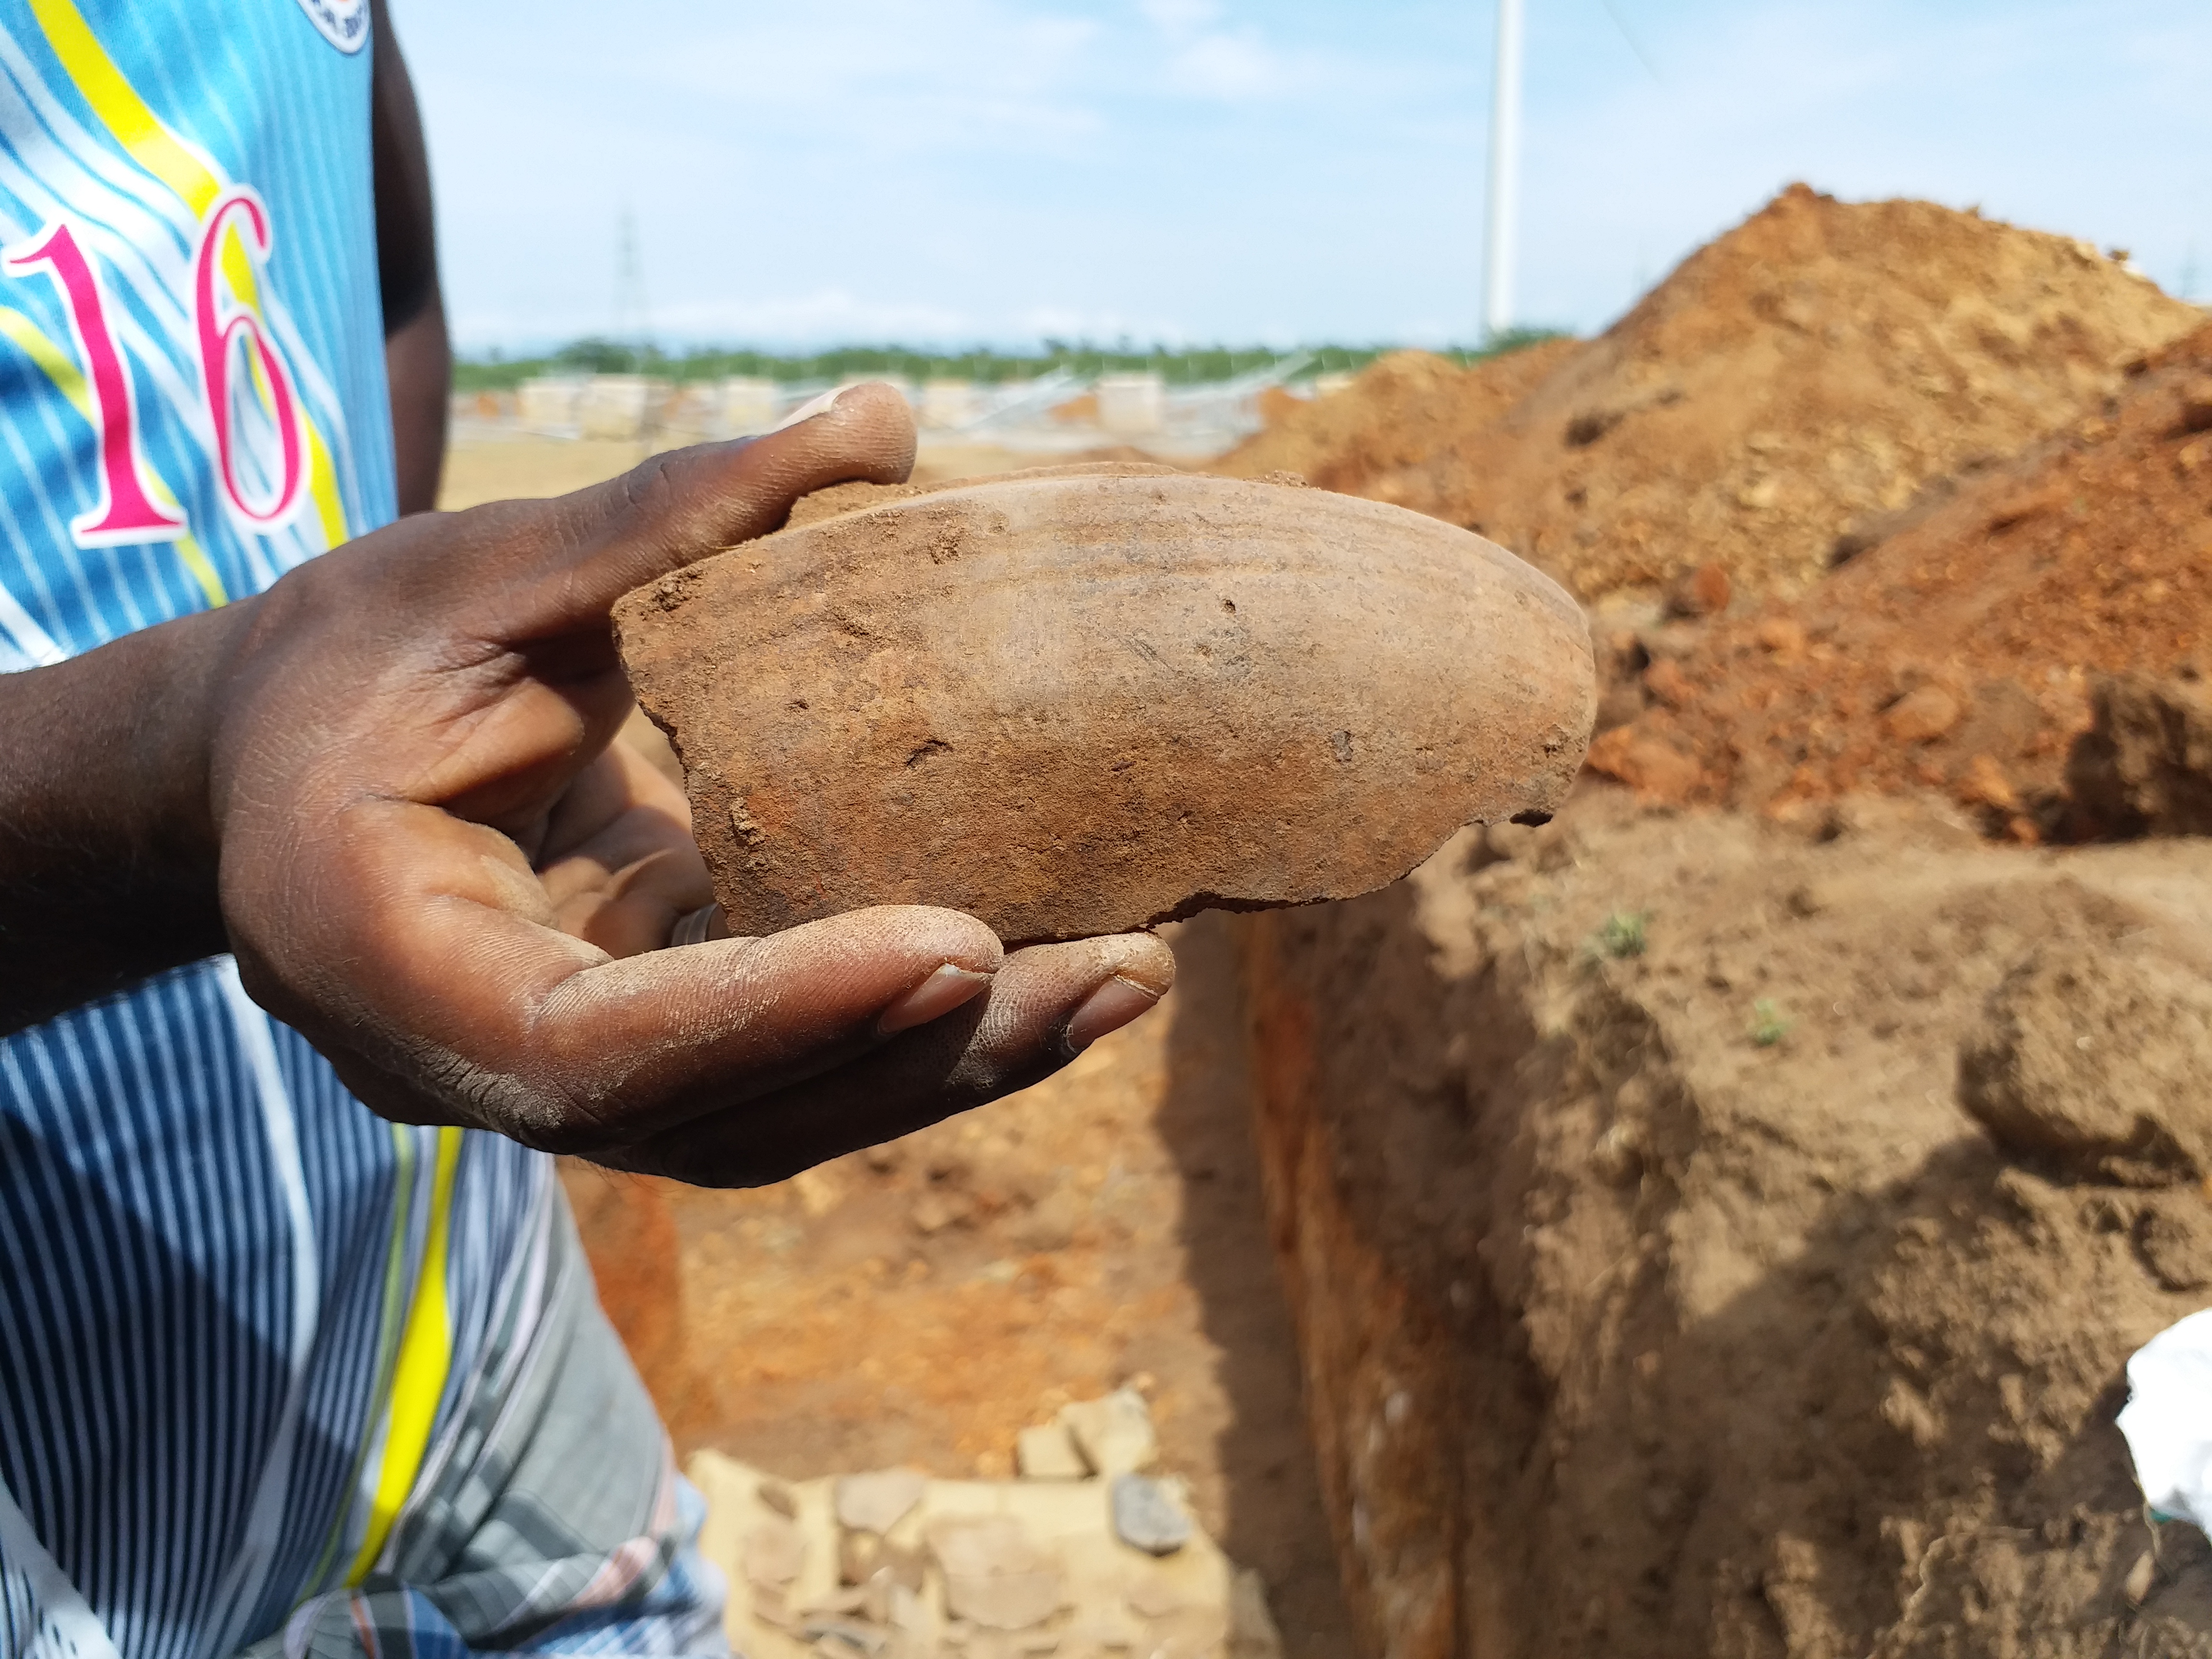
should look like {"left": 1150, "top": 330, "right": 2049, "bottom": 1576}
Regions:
{"left": 0, "top": 603, "right": 241, "bottom": 1026}
{"left": 372, "top": 0, "right": 448, "bottom": 516}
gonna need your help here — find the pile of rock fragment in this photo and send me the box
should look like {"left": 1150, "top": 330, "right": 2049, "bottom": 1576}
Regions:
{"left": 689, "top": 1387, "right": 1282, "bottom": 1659}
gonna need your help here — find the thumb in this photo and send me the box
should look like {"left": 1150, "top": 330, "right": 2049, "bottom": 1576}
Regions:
{"left": 465, "top": 380, "right": 916, "bottom": 639}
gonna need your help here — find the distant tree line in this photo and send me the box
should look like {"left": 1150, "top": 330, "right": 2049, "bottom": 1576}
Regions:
{"left": 450, "top": 331, "right": 1567, "bottom": 394}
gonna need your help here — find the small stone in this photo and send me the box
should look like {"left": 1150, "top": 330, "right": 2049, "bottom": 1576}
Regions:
{"left": 2138, "top": 1203, "right": 2212, "bottom": 1291}
{"left": 2127, "top": 1549, "right": 2157, "bottom": 1607}
{"left": 1010, "top": 1187, "right": 1084, "bottom": 1254}
{"left": 836, "top": 1469, "right": 926, "bottom": 1536}
{"left": 1956, "top": 753, "right": 2019, "bottom": 812}
{"left": 1755, "top": 616, "right": 1807, "bottom": 656}
{"left": 1959, "top": 944, "right": 2212, "bottom": 1186}
{"left": 1230, "top": 1569, "right": 1286, "bottom": 1657}
{"left": 1126, "top": 1570, "right": 1192, "bottom": 1619}
{"left": 911, "top": 1190, "right": 970, "bottom": 1236}
{"left": 1884, "top": 685, "right": 1961, "bottom": 745}
{"left": 1643, "top": 657, "right": 1694, "bottom": 709}
{"left": 928, "top": 1516, "right": 1064, "bottom": 1631}
{"left": 1584, "top": 727, "right": 1702, "bottom": 805}
{"left": 1059, "top": 1388, "right": 1158, "bottom": 1477}
{"left": 2176, "top": 379, "right": 2212, "bottom": 435}
{"left": 1017, "top": 1421, "right": 1089, "bottom": 1480}
{"left": 1666, "top": 562, "right": 1732, "bottom": 617}
{"left": 947, "top": 1571, "right": 1062, "bottom": 1630}
{"left": 800, "top": 1619, "right": 888, "bottom": 1657}
{"left": 840, "top": 1528, "right": 881, "bottom": 1586}
{"left": 2066, "top": 675, "right": 2212, "bottom": 836}
{"left": 745, "top": 1516, "right": 807, "bottom": 1592}
{"left": 1150, "top": 1606, "right": 1230, "bottom": 1659}
{"left": 860, "top": 1567, "right": 894, "bottom": 1623}
{"left": 758, "top": 1479, "right": 798, "bottom": 1518}
{"left": 1111, "top": 1473, "right": 1193, "bottom": 1556}
{"left": 888, "top": 1583, "right": 929, "bottom": 1634}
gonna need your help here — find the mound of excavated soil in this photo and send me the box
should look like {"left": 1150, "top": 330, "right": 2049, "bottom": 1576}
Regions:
{"left": 1586, "top": 320, "right": 2212, "bottom": 830}
{"left": 1239, "top": 789, "right": 2212, "bottom": 1659}
{"left": 1219, "top": 186, "right": 2200, "bottom": 601}
{"left": 1220, "top": 339, "right": 1577, "bottom": 507}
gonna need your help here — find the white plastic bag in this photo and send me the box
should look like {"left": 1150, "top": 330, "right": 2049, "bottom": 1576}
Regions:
{"left": 2118, "top": 1307, "right": 2212, "bottom": 1528}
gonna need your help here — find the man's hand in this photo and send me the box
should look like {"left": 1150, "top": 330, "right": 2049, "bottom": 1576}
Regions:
{"left": 0, "top": 385, "right": 1172, "bottom": 1185}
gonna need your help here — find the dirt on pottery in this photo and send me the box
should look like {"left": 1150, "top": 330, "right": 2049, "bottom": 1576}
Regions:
{"left": 1239, "top": 786, "right": 2212, "bottom": 1659}
{"left": 616, "top": 469, "right": 1593, "bottom": 944}
{"left": 1218, "top": 186, "right": 2200, "bottom": 602}
{"left": 1583, "top": 321, "right": 2212, "bottom": 831}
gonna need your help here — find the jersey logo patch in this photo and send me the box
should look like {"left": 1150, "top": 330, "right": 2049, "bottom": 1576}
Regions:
{"left": 294, "top": 0, "right": 368, "bottom": 54}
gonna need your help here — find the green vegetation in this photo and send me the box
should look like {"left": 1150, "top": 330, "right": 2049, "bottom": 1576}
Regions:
{"left": 1590, "top": 910, "right": 1652, "bottom": 960}
{"left": 1750, "top": 998, "right": 1791, "bottom": 1048}
{"left": 450, "top": 329, "right": 1570, "bottom": 394}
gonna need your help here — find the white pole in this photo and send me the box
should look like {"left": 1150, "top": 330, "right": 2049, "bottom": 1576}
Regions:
{"left": 1482, "top": 0, "right": 1524, "bottom": 342}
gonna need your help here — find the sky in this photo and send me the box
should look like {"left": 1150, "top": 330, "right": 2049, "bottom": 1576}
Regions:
{"left": 393, "top": 0, "right": 2212, "bottom": 354}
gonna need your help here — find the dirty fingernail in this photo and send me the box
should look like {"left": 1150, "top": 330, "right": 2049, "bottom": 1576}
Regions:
{"left": 1063, "top": 973, "right": 1165, "bottom": 1057}
{"left": 770, "top": 385, "right": 851, "bottom": 433}
{"left": 877, "top": 962, "right": 995, "bottom": 1036}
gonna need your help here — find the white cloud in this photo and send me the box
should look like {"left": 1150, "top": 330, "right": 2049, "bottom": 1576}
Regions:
{"left": 619, "top": 1, "right": 1108, "bottom": 153}
{"left": 1163, "top": 31, "right": 1289, "bottom": 100}
{"left": 1130, "top": 0, "right": 1302, "bottom": 102}
{"left": 1137, "top": 0, "right": 1220, "bottom": 41}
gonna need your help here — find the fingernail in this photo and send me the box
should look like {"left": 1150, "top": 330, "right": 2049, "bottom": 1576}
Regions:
{"left": 877, "top": 962, "right": 994, "bottom": 1036}
{"left": 1062, "top": 973, "right": 1165, "bottom": 1057}
{"left": 770, "top": 384, "right": 852, "bottom": 433}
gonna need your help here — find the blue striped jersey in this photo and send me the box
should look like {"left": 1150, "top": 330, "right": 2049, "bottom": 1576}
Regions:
{"left": 0, "top": 2, "right": 559, "bottom": 1654}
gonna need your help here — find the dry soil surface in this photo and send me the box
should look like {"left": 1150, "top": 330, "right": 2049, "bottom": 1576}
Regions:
{"left": 563, "top": 915, "right": 1352, "bottom": 1656}
{"left": 1584, "top": 320, "right": 2212, "bottom": 831}
{"left": 1239, "top": 784, "right": 2212, "bottom": 1658}
{"left": 1220, "top": 186, "right": 2200, "bottom": 602}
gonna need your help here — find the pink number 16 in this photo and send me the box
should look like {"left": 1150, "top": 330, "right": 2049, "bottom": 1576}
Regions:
{"left": 4, "top": 186, "right": 308, "bottom": 549}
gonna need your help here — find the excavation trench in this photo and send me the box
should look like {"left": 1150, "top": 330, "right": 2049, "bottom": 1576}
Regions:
{"left": 1236, "top": 789, "right": 2212, "bottom": 1659}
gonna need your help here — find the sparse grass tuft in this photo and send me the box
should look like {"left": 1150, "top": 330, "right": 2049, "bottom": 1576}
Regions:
{"left": 1591, "top": 910, "right": 1651, "bottom": 960}
{"left": 1750, "top": 998, "right": 1791, "bottom": 1047}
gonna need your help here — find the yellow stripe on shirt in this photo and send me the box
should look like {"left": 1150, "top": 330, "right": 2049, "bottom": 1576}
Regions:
{"left": 24, "top": 0, "right": 220, "bottom": 217}
{"left": 345, "top": 1125, "right": 465, "bottom": 1583}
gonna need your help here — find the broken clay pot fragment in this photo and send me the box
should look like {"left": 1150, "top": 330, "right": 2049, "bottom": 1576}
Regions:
{"left": 614, "top": 467, "right": 1596, "bottom": 944}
